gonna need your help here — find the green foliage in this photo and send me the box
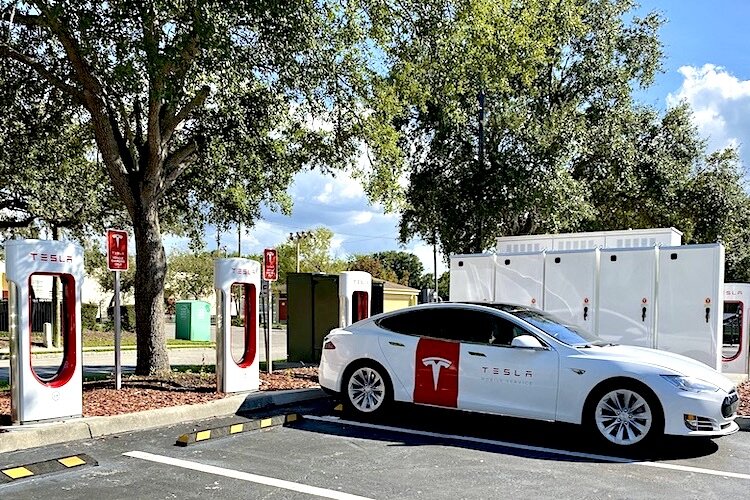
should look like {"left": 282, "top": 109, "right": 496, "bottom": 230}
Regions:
{"left": 81, "top": 303, "right": 99, "bottom": 331}
{"left": 371, "top": 0, "right": 667, "bottom": 253}
{"left": 274, "top": 227, "right": 347, "bottom": 283}
{"left": 0, "top": 56, "right": 124, "bottom": 237}
{"left": 84, "top": 245, "right": 136, "bottom": 296}
{"left": 0, "top": 2, "right": 400, "bottom": 374}
{"left": 372, "top": 251, "right": 425, "bottom": 288}
{"left": 348, "top": 254, "right": 399, "bottom": 283}
{"left": 166, "top": 251, "right": 217, "bottom": 300}
{"left": 347, "top": 251, "right": 426, "bottom": 288}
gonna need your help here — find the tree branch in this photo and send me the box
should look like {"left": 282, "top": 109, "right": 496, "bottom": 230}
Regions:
{"left": 0, "top": 44, "right": 83, "bottom": 103}
{"left": 160, "top": 141, "right": 199, "bottom": 195}
{"left": 0, "top": 215, "right": 36, "bottom": 229}
{"left": 161, "top": 85, "right": 210, "bottom": 143}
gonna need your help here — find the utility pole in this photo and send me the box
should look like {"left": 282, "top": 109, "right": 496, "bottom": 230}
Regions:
{"left": 290, "top": 231, "right": 311, "bottom": 272}
{"left": 476, "top": 88, "right": 485, "bottom": 254}
{"left": 237, "top": 222, "right": 241, "bottom": 257}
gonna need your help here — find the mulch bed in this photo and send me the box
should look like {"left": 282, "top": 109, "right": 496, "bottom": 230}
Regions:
{"left": 0, "top": 367, "right": 319, "bottom": 424}
{"left": 1, "top": 370, "right": 749, "bottom": 426}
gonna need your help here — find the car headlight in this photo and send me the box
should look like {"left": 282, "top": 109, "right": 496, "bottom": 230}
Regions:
{"left": 661, "top": 375, "right": 720, "bottom": 393}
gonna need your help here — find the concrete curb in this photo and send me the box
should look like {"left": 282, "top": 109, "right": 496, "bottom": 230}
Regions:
{"left": 737, "top": 416, "right": 750, "bottom": 432}
{"left": 0, "top": 388, "right": 326, "bottom": 454}
{"left": 176, "top": 413, "right": 299, "bottom": 446}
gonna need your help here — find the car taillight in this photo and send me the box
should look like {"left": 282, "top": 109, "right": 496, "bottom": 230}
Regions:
{"left": 323, "top": 340, "right": 336, "bottom": 350}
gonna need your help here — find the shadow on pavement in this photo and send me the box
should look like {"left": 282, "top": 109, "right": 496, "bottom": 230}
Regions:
{"left": 292, "top": 402, "right": 720, "bottom": 463}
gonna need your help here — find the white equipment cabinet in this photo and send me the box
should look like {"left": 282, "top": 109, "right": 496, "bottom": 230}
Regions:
{"left": 597, "top": 248, "right": 657, "bottom": 348}
{"left": 543, "top": 249, "right": 598, "bottom": 334}
{"left": 494, "top": 252, "right": 545, "bottom": 309}
{"left": 656, "top": 244, "right": 724, "bottom": 370}
{"left": 449, "top": 254, "right": 496, "bottom": 303}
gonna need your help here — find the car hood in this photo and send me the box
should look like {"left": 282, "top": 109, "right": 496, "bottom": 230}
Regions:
{"left": 578, "top": 344, "right": 735, "bottom": 392}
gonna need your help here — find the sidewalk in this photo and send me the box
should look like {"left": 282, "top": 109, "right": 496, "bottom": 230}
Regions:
{"left": 0, "top": 327, "right": 290, "bottom": 383}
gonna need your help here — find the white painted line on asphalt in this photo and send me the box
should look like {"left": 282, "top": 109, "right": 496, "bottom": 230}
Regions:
{"left": 303, "top": 415, "right": 750, "bottom": 481}
{"left": 123, "top": 451, "right": 374, "bottom": 500}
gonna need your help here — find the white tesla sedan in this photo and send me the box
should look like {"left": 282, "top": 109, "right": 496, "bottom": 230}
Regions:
{"left": 319, "top": 302, "right": 740, "bottom": 447}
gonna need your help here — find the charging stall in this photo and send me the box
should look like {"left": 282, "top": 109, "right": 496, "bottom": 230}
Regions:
{"left": 339, "top": 271, "right": 371, "bottom": 327}
{"left": 5, "top": 239, "right": 83, "bottom": 424}
{"left": 722, "top": 283, "right": 750, "bottom": 374}
{"left": 215, "top": 258, "right": 260, "bottom": 393}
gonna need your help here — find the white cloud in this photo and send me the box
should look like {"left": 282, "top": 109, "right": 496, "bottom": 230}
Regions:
{"left": 350, "top": 211, "right": 373, "bottom": 225}
{"left": 667, "top": 64, "right": 750, "bottom": 159}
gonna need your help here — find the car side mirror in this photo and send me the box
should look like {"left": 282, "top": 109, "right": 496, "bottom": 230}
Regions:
{"left": 511, "top": 335, "right": 544, "bottom": 349}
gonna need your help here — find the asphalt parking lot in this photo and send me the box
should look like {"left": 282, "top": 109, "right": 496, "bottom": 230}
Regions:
{"left": 1, "top": 400, "right": 749, "bottom": 499}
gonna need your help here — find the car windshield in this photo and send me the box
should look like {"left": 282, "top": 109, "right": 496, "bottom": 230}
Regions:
{"left": 484, "top": 305, "right": 605, "bottom": 347}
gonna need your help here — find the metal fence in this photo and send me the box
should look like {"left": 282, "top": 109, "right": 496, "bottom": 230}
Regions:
{"left": 0, "top": 299, "right": 53, "bottom": 332}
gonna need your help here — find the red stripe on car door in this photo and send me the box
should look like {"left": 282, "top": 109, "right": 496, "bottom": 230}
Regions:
{"left": 413, "top": 338, "right": 459, "bottom": 408}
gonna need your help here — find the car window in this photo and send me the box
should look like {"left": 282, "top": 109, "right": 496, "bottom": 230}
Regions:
{"left": 503, "top": 308, "right": 601, "bottom": 346}
{"left": 377, "top": 309, "right": 435, "bottom": 336}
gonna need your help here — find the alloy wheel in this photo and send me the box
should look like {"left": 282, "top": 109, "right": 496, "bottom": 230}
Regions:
{"left": 594, "top": 389, "right": 653, "bottom": 446}
{"left": 347, "top": 366, "right": 386, "bottom": 413}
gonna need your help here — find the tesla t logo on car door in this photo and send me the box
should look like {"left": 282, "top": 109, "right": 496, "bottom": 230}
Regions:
{"left": 414, "top": 338, "right": 459, "bottom": 407}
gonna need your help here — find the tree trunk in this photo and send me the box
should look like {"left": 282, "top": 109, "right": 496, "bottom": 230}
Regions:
{"left": 133, "top": 203, "right": 169, "bottom": 375}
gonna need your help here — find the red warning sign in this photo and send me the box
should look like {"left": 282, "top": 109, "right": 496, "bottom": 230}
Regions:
{"left": 583, "top": 297, "right": 589, "bottom": 304}
{"left": 642, "top": 297, "right": 648, "bottom": 304}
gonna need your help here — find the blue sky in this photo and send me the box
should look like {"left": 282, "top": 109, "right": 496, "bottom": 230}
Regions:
{"left": 168, "top": 1, "right": 750, "bottom": 278}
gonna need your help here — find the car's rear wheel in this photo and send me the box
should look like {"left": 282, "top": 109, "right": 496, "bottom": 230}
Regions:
{"left": 588, "top": 383, "right": 663, "bottom": 448}
{"left": 344, "top": 364, "right": 390, "bottom": 417}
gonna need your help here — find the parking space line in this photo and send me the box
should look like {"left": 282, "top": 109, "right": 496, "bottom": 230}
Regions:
{"left": 123, "top": 451, "right": 374, "bottom": 500}
{"left": 303, "top": 415, "right": 750, "bottom": 481}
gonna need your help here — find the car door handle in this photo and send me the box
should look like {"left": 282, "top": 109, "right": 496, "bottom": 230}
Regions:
{"left": 468, "top": 351, "right": 486, "bottom": 357}
{"left": 389, "top": 341, "right": 405, "bottom": 347}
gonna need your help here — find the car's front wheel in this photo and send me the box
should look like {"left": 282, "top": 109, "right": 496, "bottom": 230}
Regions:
{"left": 589, "top": 384, "right": 663, "bottom": 447}
{"left": 344, "top": 363, "right": 390, "bottom": 417}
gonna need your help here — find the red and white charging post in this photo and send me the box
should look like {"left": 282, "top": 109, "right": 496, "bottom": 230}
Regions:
{"left": 107, "top": 229, "right": 128, "bottom": 390}
{"left": 263, "top": 248, "right": 278, "bottom": 374}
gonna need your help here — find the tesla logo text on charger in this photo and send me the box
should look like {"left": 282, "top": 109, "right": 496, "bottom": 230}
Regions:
{"left": 726, "top": 290, "right": 744, "bottom": 296}
{"left": 232, "top": 267, "right": 257, "bottom": 276}
{"left": 422, "top": 357, "right": 452, "bottom": 390}
{"left": 29, "top": 253, "right": 73, "bottom": 263}
{"left": 482, "top": 367, "right": 533, "bottom": 378}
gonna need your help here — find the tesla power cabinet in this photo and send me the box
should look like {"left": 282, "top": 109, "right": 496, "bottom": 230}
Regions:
{"left": 450, "top": 243, "right": 727, "bottom": 371}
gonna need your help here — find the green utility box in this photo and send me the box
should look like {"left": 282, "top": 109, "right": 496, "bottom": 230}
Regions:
{"left": 175, "top": 300, "right": 211, "bottom": 341}
{"left": 287, "top": 273, "right": 340, "bottom": 362}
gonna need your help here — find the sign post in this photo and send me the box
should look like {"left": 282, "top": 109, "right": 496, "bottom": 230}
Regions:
{"left": 263, "top": 248, "right": 278, "bottom": 374}
{"left": 107, "top": 229, "right": 128, "bottom": 390}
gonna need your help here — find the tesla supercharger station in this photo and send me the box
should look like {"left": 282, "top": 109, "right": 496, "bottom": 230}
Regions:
{"left": 339, "top": 271, "right": 371, "bottom": 327}
{"left": 215, "top": 258, "right": 260, "bottom": 393}
{"left": 5, "top": 239, "right": 83, "bottom": 424}
{"left": 722, "top": 283, "right": 750, "bottom": 374}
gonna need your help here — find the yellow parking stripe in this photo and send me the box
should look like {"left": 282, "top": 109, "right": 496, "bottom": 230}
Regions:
{"left": 286, "top": 414, "right": 297, "bottom": 423}
{"left": 230, "top": 424, "right": 244, "bottom": 434}
{"left": 3, "top": 467, "right": 34, "bottom": 479}
{"left": 58, "top": 456, "right": 86, "bottom": 468}
{"left": 196, "top": 430, "right": 212, "bottom": 441}
{"left": 260, "top": 418, "right": 273, "bottom": 428}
